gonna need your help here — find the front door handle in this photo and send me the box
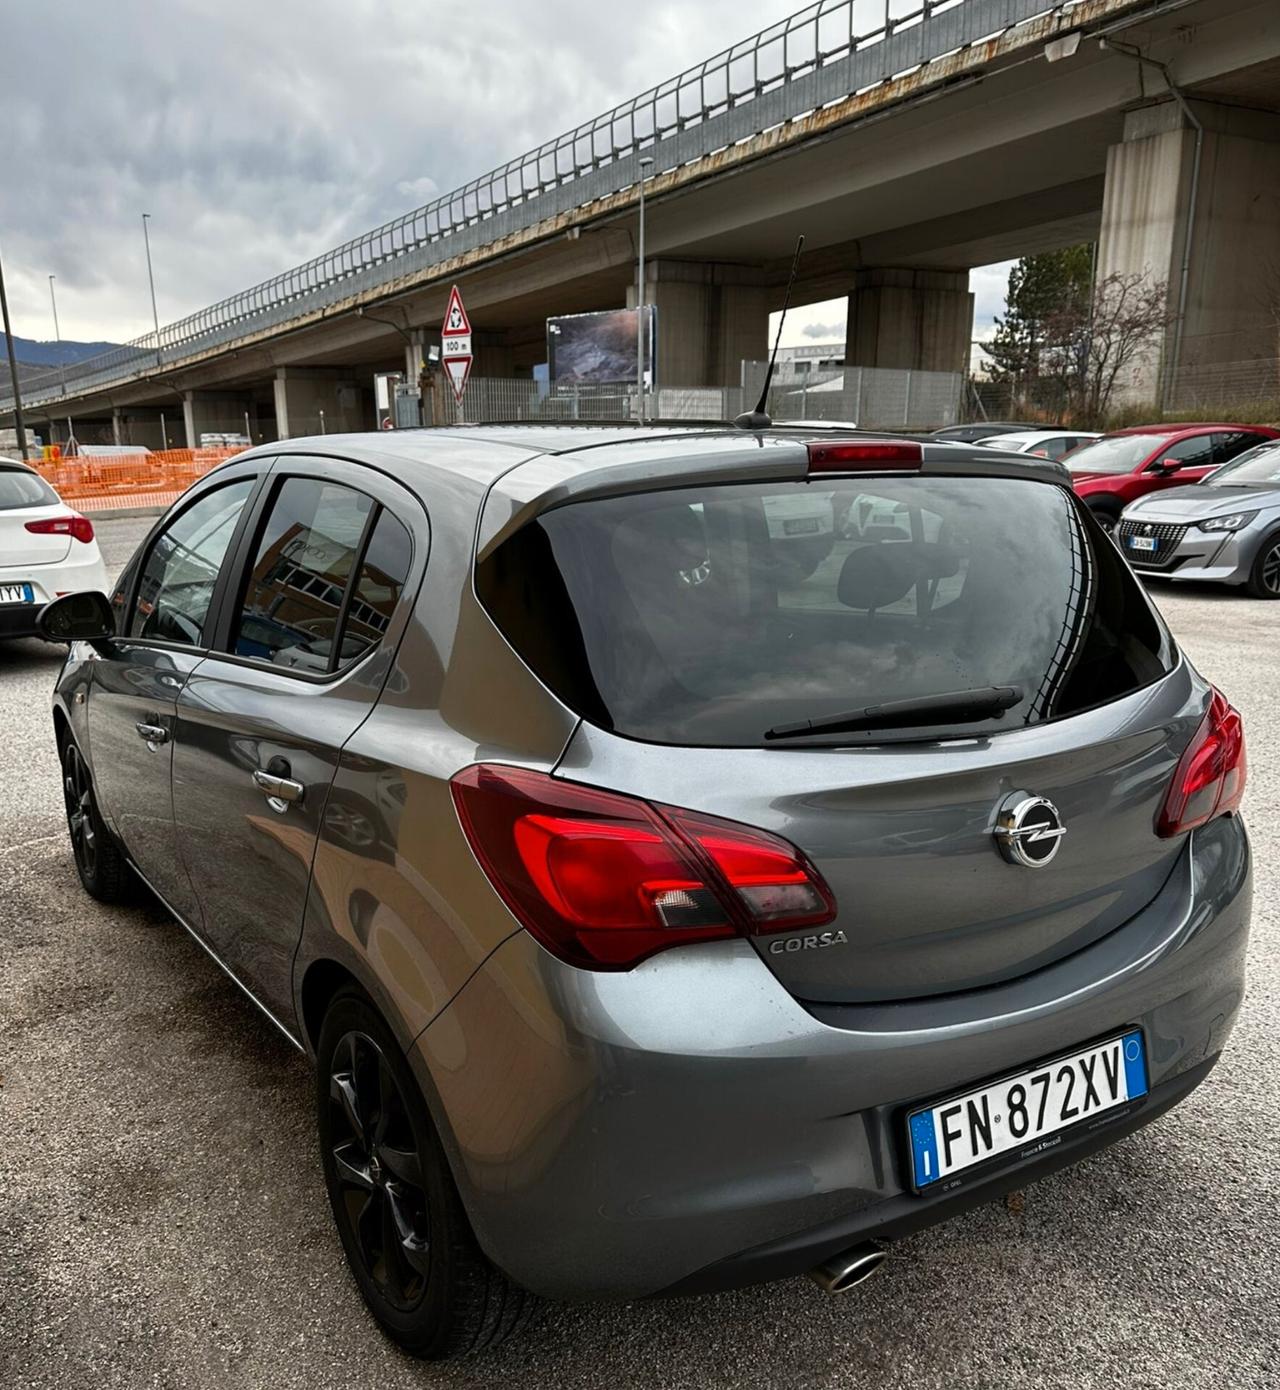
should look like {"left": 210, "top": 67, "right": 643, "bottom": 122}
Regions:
{"left": 253, "top": 768, "right": 305, "bottom": 811}
{"left": 135, "top": 722, "right": 169, "bottom": 747}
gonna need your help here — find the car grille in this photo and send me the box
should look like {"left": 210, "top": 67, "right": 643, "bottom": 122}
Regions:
{"left": 1117, "top": 519, "right": 1190, "bottom": 569}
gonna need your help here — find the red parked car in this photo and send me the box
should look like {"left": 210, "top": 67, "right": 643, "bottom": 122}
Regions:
{"left": 1067, "top": 424, "right": 1280, "bottom": 533}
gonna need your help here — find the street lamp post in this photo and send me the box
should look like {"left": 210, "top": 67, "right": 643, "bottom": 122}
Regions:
{"left": 636, "top": 155, "right": 654, "bottom": 424}
{"left": 142, "top": 213, "right": 162, "bottom": 367}
{"left": 0, "top": 243, "right": 30, "bottom": 460}
{"left": 49, "top": 275, "right": 73, "bottom": 446}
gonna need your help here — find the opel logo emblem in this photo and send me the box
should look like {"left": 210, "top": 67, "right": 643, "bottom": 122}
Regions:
{"left": 994, "top": 795, "right": 1066, "bottom": 868}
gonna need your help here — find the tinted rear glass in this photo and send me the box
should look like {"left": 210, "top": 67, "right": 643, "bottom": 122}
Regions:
{"left": 478, "top": 477, "right": 1174, "bottom": 747}
{"left": 0, "top": 467, "right": 57, "bottom": 510}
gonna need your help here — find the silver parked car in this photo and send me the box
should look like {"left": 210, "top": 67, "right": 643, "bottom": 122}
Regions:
{"left": 38, "top": 425, "right": 1250, "bottom": 1358}
{"left": 1119, "top": 438, "right": 1280, "bottom": 595}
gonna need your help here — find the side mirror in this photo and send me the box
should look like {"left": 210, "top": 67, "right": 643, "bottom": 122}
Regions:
{"left": 1153, "top": 456, "right": 1182, "bottom": 474}
{"left": 37, "top": 591, "right": 116, "bottom": 648}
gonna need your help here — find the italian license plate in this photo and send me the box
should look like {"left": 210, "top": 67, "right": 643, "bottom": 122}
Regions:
{"left": 0, "top": 583, "right": 34, "bottom": 604}
{"left": 1128, "top": 536, "right": 1158, "bottom": 552}
{"left": 907, "top": 1030, "right": 1147, "bottom": 1190}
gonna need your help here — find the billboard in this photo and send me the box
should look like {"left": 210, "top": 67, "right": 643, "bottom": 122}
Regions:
{"left": 546, "top": 306, "right": 656, "bottom": 386}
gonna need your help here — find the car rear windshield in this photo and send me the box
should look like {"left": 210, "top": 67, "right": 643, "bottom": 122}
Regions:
{"left": 477, "top": 476, "right": 1175, "bottom": 747}
{"left": 1065, "top": 436, "right": 1159, "bottom": 474}
{"left": 0, "top": 466, "right": 58, "bottom": 510}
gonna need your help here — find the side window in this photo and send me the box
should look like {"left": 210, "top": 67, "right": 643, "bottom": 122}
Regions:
{"left": 335, "top": 509, "right": 413, "bottom": 668}
{"left": 1158, "top": 435, "right": 1215, "bottom": 470}
{"left": 1213, "top": 431, "right": 1260, "bottom": 465}
{"left": 130, "top": 478, "right": 255, "bottom": 644}
{"left": 230, "top": 476, "right": 412, "bottom": 675}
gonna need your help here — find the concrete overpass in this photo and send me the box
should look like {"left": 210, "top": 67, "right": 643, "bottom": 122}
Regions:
{"left": 5, "top": 0, "right": 1280, "bottom": 445}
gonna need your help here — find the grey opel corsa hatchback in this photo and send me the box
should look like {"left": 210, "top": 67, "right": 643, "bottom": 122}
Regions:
{"left": 41, "top": 426, "right": 1250, "bottom": 1358}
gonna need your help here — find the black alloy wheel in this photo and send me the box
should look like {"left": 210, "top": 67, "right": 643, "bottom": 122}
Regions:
{"left": 61, "top": 740, "right": 129, "bottom": 902}
{"left": 316, "top": 990, "right": 534, "bottom": 1358}
{"left": 63, "top": 742, "right": 97, "bottom": 881}
{"left": 327, "top": 1029, "right": 431, "bottom": 1310}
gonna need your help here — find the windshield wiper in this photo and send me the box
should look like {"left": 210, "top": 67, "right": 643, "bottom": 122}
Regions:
{"left": 764, "top": 685, "right": 1024, "bottom": 742}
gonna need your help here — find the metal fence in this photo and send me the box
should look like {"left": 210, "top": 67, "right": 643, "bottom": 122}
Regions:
{"left": 448, "top": 365, "right": 961, "bottom": 429}
{"left": 742, "top": 362, "right": 963, "bottom": 428}
{"left": 1166, "top": 358, "right": 1280, "bottom": 417}
{"left": 3, "top": 0, "right": 1085, "bottom": 411}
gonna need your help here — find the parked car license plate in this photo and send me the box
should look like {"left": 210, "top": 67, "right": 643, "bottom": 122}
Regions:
{"left": 0, "top": 583, "right": 34, "bottom": 604}
{"left": 1128, "top": 536, "right": 1158, "bottom": 552}
{"left": 907, "top": 1030, "right": 1147, "bottom": 1190}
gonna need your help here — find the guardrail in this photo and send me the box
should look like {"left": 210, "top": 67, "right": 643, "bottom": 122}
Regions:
{"left": 5, "top": 0, "right": 1087, "bottom": 411}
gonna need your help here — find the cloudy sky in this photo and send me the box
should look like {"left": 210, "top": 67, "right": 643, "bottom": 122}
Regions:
{"left": 3, "top": 0, "right": 1010, "bottom": 355}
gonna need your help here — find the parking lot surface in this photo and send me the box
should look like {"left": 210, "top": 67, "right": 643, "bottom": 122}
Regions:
{"left": 2, "top": 515, "right": 1278, "bottom": 1389}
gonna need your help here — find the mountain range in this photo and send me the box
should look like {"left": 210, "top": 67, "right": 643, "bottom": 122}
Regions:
{"left": 2, "top": 333, "right": 123, "bottom": 368}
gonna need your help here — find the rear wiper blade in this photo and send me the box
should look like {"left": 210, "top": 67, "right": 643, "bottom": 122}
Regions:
{"left": 764, "top": 685, "right": 1024, "bottom": 742}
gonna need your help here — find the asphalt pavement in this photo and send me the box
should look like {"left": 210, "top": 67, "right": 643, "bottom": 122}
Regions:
{"left": 1, "top": 515, "right": 1277, "bottom": 1389}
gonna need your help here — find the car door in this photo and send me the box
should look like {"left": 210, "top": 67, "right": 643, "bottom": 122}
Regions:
{"left": 86, "top": 463, "right": 263, "bottom": 925}
{"left": 1145, "top": 432, "right": 1217, "bottom": 491}
{"left": 1212, "top": 430, "right": 1268, "bottom": 470}
{"left": 170, "top": 456, "right": 419, "bottom": 1023}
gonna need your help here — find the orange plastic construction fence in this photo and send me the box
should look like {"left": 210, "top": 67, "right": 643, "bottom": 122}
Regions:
{"left": 33, "top": 447, "right": 250, "bottom": 512}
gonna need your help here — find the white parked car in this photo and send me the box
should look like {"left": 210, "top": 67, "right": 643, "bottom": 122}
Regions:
{"left": 975, "top": 428, "right": 1101, "bottom": 461}
{"left": 0, "top": 458, "right": 109, "bottom": 640}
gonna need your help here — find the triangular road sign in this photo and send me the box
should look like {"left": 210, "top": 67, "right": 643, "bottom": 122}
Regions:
{"left": 445, "top": 354, "right": 473, "bottom": 404}
{"left": 442, "top": 284, "right": 471, "bottom": 338}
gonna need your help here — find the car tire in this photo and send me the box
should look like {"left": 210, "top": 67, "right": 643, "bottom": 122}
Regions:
{"left": 1088, "top": 502, "right": 1122, "bottom": 538}
{"left": 1245, "top": 531, "right": 1280, "bottom": 599}
{"left": 316, "top": 989, "right": 536, "bottom": 1359}
{"left": 60, "top": 739, "right": 131, "bottom": 903}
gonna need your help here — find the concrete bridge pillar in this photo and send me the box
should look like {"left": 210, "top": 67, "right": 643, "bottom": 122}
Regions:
{"left": 843, "top": 268, "right": 973, "bottom": 374}
{"left": 627, "top": 261, "right": 769, "bottom": 388}
{"left": 183, "top": 391, "right": 270, "bottom": 448}
{"left": 273, "top": 368, "right": 370, "bottom": 440}
{"left": 108, "top": 407, "right": 177, "bottom": 450}
{"left": 1097, "top": 100, "right": 1280, "bottom": 407}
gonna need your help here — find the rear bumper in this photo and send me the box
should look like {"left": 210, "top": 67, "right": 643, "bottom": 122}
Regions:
{"left": 0, "top": 550, "right": 110, "bottom": 638}
{"left": 666, "top": 1052, "right": 1215, "bottom": 1295}
{"left": 411, "top": 814, "right": 1250, "bottom": 1302}
{"left": 0, "top": 602, "right": 42, "bottom": 638}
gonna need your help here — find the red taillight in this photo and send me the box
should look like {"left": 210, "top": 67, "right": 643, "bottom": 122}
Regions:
{"left": 451, "top": 764, "right": 836, "bottom": 970}
{"left": 1157, "top": 689, "right": 1247, "bottom": 838}
{"left": 807, "top": 440, "right": 922, "bottom": 472}
{"left": 24, "top": 513, "right": 94, "bottom": 544}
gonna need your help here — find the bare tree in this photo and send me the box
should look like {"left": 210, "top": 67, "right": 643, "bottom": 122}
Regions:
{"left": 1043, "top": 273, "right": 1173, "bottom": 424}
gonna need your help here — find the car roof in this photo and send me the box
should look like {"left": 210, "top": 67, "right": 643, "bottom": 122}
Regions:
{"left": 979, "top": 429, "right": 1095, "bottom": 445}
{"left": 237, "top": 423, "right": 1065, "bottom": 531}
{"left": 1108, "top": 422, "right": 1275, "bottom": 437}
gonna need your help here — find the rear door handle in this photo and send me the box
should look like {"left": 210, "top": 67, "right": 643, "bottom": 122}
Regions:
{"left": 135, "top": 722, "right": 169, "bottom": 747}
{"left": 253, "top": 769, "right": 305, "bottom": 809}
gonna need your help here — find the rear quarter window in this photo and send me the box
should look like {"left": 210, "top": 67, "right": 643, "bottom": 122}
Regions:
{"left": 477, "top": 476, "right": 1175, "bottom": 747}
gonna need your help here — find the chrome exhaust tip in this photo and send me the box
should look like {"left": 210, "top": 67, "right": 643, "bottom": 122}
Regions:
{"left": 808, "top": 1242, "right": 887, "bottom": 1295}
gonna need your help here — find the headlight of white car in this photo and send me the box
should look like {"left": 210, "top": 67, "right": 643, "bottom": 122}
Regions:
{"left": 1199, "top": 511, "right": 1258, "bottom": 533}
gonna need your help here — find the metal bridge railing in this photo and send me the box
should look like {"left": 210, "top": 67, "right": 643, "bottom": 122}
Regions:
{"left": 6, "top": 0, "right": 1076, "bottom": 410}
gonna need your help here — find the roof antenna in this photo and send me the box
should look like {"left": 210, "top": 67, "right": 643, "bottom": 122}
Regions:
{"left": 734, "top": 233, "right": 804, "bottom": 430}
